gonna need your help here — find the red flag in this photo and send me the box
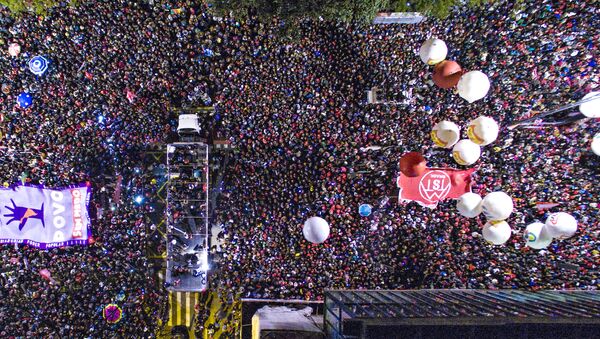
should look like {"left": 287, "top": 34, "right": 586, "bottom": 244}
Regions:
{"left": 397, "top": 167, "right": 475, "bottom": 208}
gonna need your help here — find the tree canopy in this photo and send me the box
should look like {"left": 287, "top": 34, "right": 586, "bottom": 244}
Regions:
{"left": 210, "top": 0, "right": 493, "bottom": 25}
{"left": 392, "top": 0, "right": 492, "bottom": 19}
{"left": 0, "top": 0, "right": 77, "bottom": 15}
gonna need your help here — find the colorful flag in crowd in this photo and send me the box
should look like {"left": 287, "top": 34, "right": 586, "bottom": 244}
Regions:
{"left": 397, "top": 168, "right": 476, "bottom": 208}
{"left": 0, "top": 184, "right": 92, "bottom": 249}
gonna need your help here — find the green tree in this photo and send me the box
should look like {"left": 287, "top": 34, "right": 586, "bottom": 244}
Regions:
{"left": 0, "top": 0, "right": 76, "bottom": 15}
{"left": 210, "top": 0, "right": 493, "bottom": 26}
{"left": 211, "top": 0, "right": 392, "bottom": 24}
{"left": 391, "top": 0, "right": 492, "bottom": 19}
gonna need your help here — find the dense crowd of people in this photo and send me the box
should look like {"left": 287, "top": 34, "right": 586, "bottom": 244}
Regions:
{"left": 0, "top": 0, "right": 598, "bottom": 336}
{"left": 213, "top": 0, "right": 599, "bottom": 299}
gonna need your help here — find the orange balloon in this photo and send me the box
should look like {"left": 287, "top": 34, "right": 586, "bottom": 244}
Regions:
{"left": 399, "top": 152, "right": 426, "bottom": 177}
{"left": 432, "top": 60, "right": 463, "bottom": 89}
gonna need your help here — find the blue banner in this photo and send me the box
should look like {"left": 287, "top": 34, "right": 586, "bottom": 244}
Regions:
{"left": 0, "top": 184, "right": 92, "bottom": 249}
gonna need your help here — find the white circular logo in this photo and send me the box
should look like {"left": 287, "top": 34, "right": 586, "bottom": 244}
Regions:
{"left": 418, "top": 170, "right": 451, "bottom": 203}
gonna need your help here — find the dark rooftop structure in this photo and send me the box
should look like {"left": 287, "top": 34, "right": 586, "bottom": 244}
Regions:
{"left": 324, "top": 289, "right": 600, "bottom": 339}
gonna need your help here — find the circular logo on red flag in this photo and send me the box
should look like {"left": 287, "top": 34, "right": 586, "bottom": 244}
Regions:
{"left": 418, "top": 170, "right": 451, "bottom": 203}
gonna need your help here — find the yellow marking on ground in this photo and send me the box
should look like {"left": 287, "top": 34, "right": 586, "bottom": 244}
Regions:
{"left": 167, "top": 291, "right": 198, "bottom": 327}
{"left": 156, "top": 181, "right": 167, "bottom": 203}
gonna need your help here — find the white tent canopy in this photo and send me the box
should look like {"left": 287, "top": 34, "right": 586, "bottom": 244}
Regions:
{"left": 252, "top": 306, "right": 322, "bottom": 339}
{"left": 177, "top": 114, "right": 200, "bottom": 134}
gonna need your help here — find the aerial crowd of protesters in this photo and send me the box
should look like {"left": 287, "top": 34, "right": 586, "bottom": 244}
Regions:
{"left": 0, "top": 0, "right": 597, "bottom": 337}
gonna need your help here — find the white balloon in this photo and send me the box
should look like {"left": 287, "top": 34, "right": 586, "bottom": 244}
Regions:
{"left": 579, "top": 91, "right": 600, "bottom": 118}
{"left": 431, "top": 121, "right": 460, "bottom": 148}
{"left": 456, "top": 192, "right": 483, "bottom": 218}
{"left": 419, "top": 38, "right": 448, "bottom": 65}
{"left": 303, "top": 217, "right": 330, "bottom": 244}
{"left": 545, "top": 212, "right": 577, "bottom": 239}
{"left": 482, "top": 221, "right": 511, "bottom": 245}
{"left": 467, "top": 116, "right": 499, "bottom": 146}
{"left": 457, "top": 71, "right": 491, "bottom": 103}
{"left": 524, "top": 222, "right": 553, "bottom": 250}
{"left": 591, "top": 133, "right": 600, "bottom": 156}
{"left": 481, "top": 192, "right": 513, "bottom": 221}
{"left": 452, "top": 139, "right": 481, "bottom": 165}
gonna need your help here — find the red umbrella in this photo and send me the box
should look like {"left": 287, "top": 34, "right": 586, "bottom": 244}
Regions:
{"left": 432, "top": 60, "right": 463, "bottom": 89}
{"left": 399, "top": 152, "right": 426, "bottom": 177}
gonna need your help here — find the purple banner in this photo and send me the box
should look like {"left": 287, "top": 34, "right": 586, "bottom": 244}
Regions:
{"left": 0, "top": 183, "right": 92, "bottom": 249}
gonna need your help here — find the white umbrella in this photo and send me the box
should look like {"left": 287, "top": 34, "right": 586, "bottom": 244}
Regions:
{"left": 456, "top": 192, "right": 483, "bottom": 218}
{"left": 29, "top": 56, "right": 49, "bottom": 76}
{"left": 545, "top": 212, "right": 577, "bottom": 239}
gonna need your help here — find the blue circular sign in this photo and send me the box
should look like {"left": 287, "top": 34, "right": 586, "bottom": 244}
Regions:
{"left": 29, "top": 56, "right": 49, "bottom": 76}
{"left": 359, "top": 204, "right": 372, "bottom": 217}
{"left": 17, "top": 92, "right": 33, "bottom": 108}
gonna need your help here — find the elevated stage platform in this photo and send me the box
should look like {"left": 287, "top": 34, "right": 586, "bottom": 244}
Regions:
{"left": 165, "top": 142, "right": 210, "bottom": 292}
